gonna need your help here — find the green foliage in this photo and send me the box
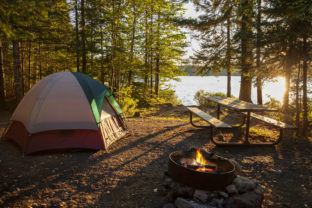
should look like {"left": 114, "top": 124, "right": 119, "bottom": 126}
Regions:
{"left": 194, "top": 90, "right": 232, "bottom": 107}
{"left": 264, "top": 96, "right": 282, "bottom": 110}
{"left": 116, "top": 86, "right": 139, "bottom": 117}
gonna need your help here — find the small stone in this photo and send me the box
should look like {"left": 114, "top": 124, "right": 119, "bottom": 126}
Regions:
{"left": 173, "top": 187, "right": 194, "bottom": 199}
{"left": 106, "top": 191, "right": 110, "bottom": 194}
{"left": 218, "top": 191, "right": 229, "bottom": 199}
{"left": 163, "top": 203, "right": 175, "bottom": 208}
{"left": 253, "top": 185, "right": 264, "bottom": 196}
{"left": 175, "top": 197, "right": 215, "bottom": 208}
{"left": 225, "top": 184, "right": 238, "bottom": 195}
{"left": 210, "top": 198, "right": 224, "bottom": 208}
{"left": 193, "top": 189, "right": 210, "bottom": 203}
{"left": 233, "top": 177, "right": 257, "bottom": 193}
{"left": 16, "top": 188, "right": 20, "bottom": 191}
{"left": 225, "top": 191, "right": 263, "bottom": 208}
{"left": 273, "top": 169, "right": 282, "bottom": 175}
{"left": 154, "top": 188, "right": 158, "bottom": 193}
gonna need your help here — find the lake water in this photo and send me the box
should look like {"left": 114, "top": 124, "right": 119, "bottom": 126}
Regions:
{"left": 165, "top": 76, "right": 285, "bottom": 106}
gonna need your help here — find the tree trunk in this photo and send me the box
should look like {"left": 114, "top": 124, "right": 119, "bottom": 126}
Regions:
{"left": 75, "top": 0, "right": 80, "bottom": 72}
{"left": 149, "top": 4, "right": 154, "bottom": 95}
{"left": 110, "top": 0, "right": 116, "bottom": 92}
{"left": 28, "top": 41, "right": 31, "bottom": 90}
{"left": 302, "top": 36, "right": 308, "bottom": 137}
{"left": 81, "top": 0, "right": 87, "bottom": 73}
{"left": 155, "top": 11, "right": 161, "bottom": 96}
{"left": 144, "top": 8, "right": 149, "bottom": 94}
{"left": 239, "top": 0, "right": 252, "bottom": 102}
{"left": 38, "top": 41, "right": 42, "bottom": 80}
{"left": 100, "top": 28, "right": 105, "bottom": 84}
{"left": 256, "top": 0, "right": 262, "bottom": 104}
{"left": 282, "top": 64, "right": 291, "bottom": 112}
{"left": 0, "top": 39, "right": 5, "bottom": 107}
{"left": 128, "top": 3, "right": 137, "bottom": 86}
{"left": 226, "top": 15, "right": 231, "bottom": 97}
{"left": 295, "top": 62, "right": 301, "bottom": 136}
{"left": 13, "top": 40, "right": 23, "bottom": 101}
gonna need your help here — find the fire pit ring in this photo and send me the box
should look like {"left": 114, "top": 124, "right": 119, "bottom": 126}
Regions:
{"left": 168, "top": 149, "right": 235, "bottom": 190}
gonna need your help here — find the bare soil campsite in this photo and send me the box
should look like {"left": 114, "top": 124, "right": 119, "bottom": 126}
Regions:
{"left": 0, "top": 104, "right": 311, "bottom": 208}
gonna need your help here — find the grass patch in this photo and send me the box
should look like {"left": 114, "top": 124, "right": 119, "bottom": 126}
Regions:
{"left": 249, "top": 126, "right": 276, "bottom": 138}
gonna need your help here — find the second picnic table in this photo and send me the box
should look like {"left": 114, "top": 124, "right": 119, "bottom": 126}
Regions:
{"left": 205, "top": 96, "right": 278, "bottom": 144}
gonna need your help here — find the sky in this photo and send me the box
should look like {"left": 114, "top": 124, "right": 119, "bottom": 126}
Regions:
{"left": 182, "top": 2, "right": 201, "bottom": 59}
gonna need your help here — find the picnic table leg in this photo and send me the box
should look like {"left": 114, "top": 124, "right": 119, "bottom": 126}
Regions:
{"left": 244, "top": 111, "right": 251, "bottom": 144}
{"left": 217, "top": 104, "right": 220, "bottom": 119}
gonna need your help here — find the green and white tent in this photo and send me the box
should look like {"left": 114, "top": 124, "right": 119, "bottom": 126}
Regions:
{"left": 5, "top": 71, "right": 127, "bottom": 154}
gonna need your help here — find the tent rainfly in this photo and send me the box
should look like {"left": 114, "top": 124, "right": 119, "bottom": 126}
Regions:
{"left": 4, "top": 72, "right": 127, "bottom": 154}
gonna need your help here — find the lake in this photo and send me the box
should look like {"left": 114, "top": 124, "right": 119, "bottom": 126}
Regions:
{"left": 165, "top": 76, "right": 285, "bottom": 106}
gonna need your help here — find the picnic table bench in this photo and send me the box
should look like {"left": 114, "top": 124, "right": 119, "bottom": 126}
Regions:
{"left": 242, "top": 112, "right": 297, "bottom": 144}
{"left": 187, "top": 96, "right": 297, "bottom": 146}
{"left": 187, "top": 106, "right": 232, "bottom": 142}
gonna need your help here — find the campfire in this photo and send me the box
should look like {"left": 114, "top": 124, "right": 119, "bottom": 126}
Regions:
{"left": 179, "top": 149, "right": 217, "bottom": 173}
{"left": 168, "top": 149, "right": 235, "bottom": 190}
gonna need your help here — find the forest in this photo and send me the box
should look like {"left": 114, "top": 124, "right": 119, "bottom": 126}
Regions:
{"left": 1, "top": 0, "right": 312, "bottom": 136}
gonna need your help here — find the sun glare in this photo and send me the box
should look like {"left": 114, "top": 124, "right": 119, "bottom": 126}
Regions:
{"left": 266, "top": 76, "right": 285, "bottom": 103}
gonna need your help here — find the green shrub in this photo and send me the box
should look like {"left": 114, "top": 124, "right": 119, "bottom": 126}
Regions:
{"left": 194, "top": 91, "right": 231, "bottom": 107}
{"left": 116, "top": 86, "right": 139, "bottom": 117}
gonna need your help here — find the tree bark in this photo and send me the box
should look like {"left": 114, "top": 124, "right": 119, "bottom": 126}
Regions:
{"left": 149, "top": 5, "right": 154, "bottom": 95}
{"left": 38, "top": 41, "right": 42, "bottom": 80}
{"left": 295, "top": 62, "right": 301, "bottom": 136}
{"left": 128, "top": 2, "right": 137, "bottom": 86}
{"left": 81, "top": 0, "right": 87, "bottom": 73}
{"left": 239, "top": 0, "right": 252, "bottom": 102}
{"left": 144, "top": 8, "right": 149, "bottom": 94}
{"left": 302, "top": 36, "right": 308, "bottom": 137}
{"left": 256, "top": 0, "right": 262, "bottom": 104}
{"left": 28, "top": 41, "right": 31, "bottom": 90}
{"left": 226, "top": 15, "right": 231, "bottom": 97}
{"left": 282, "top": 64, "right": 291, "bottom": 112}
{"left": 0, "top": 39, "right": 5, "bottom": 107}
{"left": 155, "top": 11, "right": 161, "bottom": 96}
{"left": 75, "top": 0, "right": 80, "bottom": 72}
{"left": 13, "top": 40, "right": 23, "bottom": 101}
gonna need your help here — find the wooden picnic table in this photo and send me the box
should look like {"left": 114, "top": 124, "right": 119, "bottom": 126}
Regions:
{"left": 205, "top": 96, "right": 278, "bottom": 144}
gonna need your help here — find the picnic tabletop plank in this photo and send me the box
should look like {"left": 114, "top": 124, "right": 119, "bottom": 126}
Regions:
{"left": 205, "top": 96, "right": 278, "bottom": 112}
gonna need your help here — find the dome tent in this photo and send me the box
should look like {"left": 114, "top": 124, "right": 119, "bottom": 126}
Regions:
{"left": 4, "top": 72, "right": 127, "bottom": 154}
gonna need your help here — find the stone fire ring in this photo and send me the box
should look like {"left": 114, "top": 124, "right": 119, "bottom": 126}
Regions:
{"left": 168, "top": 149, "right": 236, "bottom": 190}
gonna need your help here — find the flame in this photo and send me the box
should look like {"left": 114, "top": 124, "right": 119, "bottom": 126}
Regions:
{"left": 195, "top": 149, "right": 215, "bottom": 172}
{"left": 195, "top": 149, "right": 208, "bottom": 166}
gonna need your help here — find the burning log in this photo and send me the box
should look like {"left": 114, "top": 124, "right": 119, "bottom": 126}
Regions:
{"left": 178, "top": 149, "right": 217, "bottom": 173}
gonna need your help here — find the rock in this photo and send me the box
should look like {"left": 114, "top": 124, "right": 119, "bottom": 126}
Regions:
{"left": 225, "top": 184, "right": 238, "bottom": 195}
{"left": 253, "top": 185, "right": 264, "bottom": 196}
{"left": 163, "top": 176, "right": 175, "bottom": 189}
{"left": 218, "top": 191, "right": 229, "bottom": 199}
{"left": 193, "top": 189, "right": 210, "bottom": 203}
{"left": 173, "top": 187, "right": 194, "bottom": 199}
{"left": 210, "top": 198, "right": 224, "bottom": 208}
{"left": 175, "top": 197, "right": 216, "bottom": 208}
{"left": 163, "top": 203, "right": 175, "bottom": 208}
{"left": 233, "top": 177, "right": 257, "bottom": 193}
{"left": 225, "top": 191, "right": 263, "bottom": 208}
{"left": 273, "top": 169, "right": 282, "bottom": 175}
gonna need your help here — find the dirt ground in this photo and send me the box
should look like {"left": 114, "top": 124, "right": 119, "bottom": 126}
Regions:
{"left": 0, "top": 105, "right": 311, "bottom": 208}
